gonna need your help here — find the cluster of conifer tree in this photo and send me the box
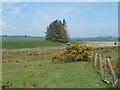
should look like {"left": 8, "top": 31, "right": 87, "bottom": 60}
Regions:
{"left": 45, "top": 19, "right": 69, "bottom": 43}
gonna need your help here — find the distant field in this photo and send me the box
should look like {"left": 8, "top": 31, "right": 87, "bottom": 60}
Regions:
{"left": 71, "top": 37, "right": 118, "bottom": 41}
{"left": 1, "top": 36, "right": 45, "bottom": 41}
{"left": 79, "top": 41, "right": 119, "bottom": 48}
{"left": 1, "top": 36, "right": 118, "bottom": 42}
{"left": 2, "top": 41, "right": 64, "bottom": 49}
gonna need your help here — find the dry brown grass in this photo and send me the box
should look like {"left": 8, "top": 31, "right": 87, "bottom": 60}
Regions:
{"left": 78, "top": 41, "right": 120, "bottom": 48}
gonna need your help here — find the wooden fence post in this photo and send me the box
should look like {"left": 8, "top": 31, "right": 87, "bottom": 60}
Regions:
{"left": 106, "top": 57, "right": 117, "bottom": 84}
{"left": 99, "top": 55, "right": 104, "bottom": 80}
{"left": 89, "top": 52, "right": 93, "bottom": 65}
{"left": 94, "top": 54, "right": 98, "bottom": 68}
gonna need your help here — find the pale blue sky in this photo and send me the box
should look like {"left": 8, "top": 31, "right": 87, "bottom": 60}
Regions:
{"left": 1, "top": 2, "right": 118, "bottom": 38}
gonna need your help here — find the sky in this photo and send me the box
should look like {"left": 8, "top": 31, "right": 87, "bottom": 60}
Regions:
{"left": 2, "top": 0, "right": 120, "bottom": 2}
{"left": 1, "top": 2, "right": 118, "bottom": 38}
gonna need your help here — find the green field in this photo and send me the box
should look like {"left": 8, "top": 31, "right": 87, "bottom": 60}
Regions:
{"left": 2, "top": 36, "right": 64, "bottom": 49}
{"left": 2, "top": 48, "right": 112, "bottom": 88}
{"left": 94, "top": 46, "right": 119, "bottom": 58}
{"left": 2, "top": 41, "right": 64, "bottom": 49}
{"left": 1, "top": 36, "right": 45, "bottom": 41}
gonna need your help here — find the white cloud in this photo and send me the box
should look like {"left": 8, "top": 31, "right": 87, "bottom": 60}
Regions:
{"left": 2, "top": 22, "right": 24, "bottom": 35}
{"left": 1, "top": 21, "right": 19, "bottom": 32}
{"left": 0, "top": 21, "right": 6, "bottom": 26}
{"left": 3, "top": 16, "right": 8, "bottom": 19}
{"left": 6, "top": 3, "right": 28, "bottom": 14}
{"left": 10, "top": 7, "right": 21, "bottom": 14}
{"left": 59, "top": 8, "right": 73, "bottom": 14}
{"left": 0, "top": 9, "right": 3, "bottom": 13}
{"left": 0, "top": 2, "right": 2, "bottom": 13}
{"left": 0, "top": 21, "right": 7, "bottom": 35}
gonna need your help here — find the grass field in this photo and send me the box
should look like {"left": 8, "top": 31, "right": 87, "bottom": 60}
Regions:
{"left": 93, "top": 46, "right": 119, "bottom": 83}
{"left": 2, "top": 38, "right": 119, "bottom": 88}
{"left": 1, "top": 36, "right": 45, "bottom": 41}
{"left": 2, "top": 47, "right": 112, "bottom": 88}
{"left": 2, "top": 41, "right": 64, "bottom": 49}
{"left": 93, "top": 46, "right": 119, "bottom": 58}
{"left": 71, "top": 36, "right": 118, "bottom": 41}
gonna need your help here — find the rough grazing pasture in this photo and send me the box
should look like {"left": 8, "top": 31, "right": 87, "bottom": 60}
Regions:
{"left": 2, "top": 47, "right": 112, "bottom": 88}
{"left": 2, "top": 41, "right": 119, "bottom": 88}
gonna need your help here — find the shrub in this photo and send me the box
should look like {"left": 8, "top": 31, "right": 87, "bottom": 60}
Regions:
{"left": 52, "top": 44, "right": 93, "bottom": 63}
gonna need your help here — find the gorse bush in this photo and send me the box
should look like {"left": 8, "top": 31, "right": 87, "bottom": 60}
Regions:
{"left": 52, "top": 44, "right": 93, "bottom": 63}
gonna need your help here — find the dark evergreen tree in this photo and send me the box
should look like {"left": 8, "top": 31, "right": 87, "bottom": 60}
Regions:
{"left": 45, "top": 19, "right": 69, "bottom": 43}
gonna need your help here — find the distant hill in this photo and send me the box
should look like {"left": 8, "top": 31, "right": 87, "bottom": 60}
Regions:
{"left": 1, "top": 36, "right": 118, "bottom": 42}
{"left": 71, "top": 36, "right": 118, "bottom": 41}
{"left": 1, "top": 36, "right": 45, "bottom": 41}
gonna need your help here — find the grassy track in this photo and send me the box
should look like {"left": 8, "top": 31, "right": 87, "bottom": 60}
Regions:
{"left": 2, "top": 41, "right": 64, "bottom": 49}
{"left": 2, "top": 47, "right": 112, "bottom": 88}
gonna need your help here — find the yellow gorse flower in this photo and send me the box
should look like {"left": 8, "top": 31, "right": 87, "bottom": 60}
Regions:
{"left": 52, "top": 44, "right": 93, "bottom": 63}
{"left": 67, "top": 43, "right": 70, "bottom": 45}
